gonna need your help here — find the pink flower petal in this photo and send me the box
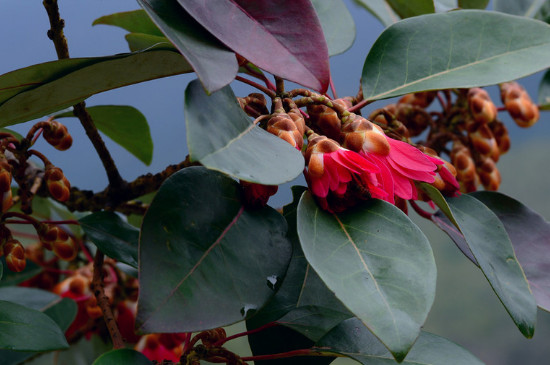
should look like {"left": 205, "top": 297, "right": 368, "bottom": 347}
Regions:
{"left": 387, "top": 138, "right": 437, "bottom": 171}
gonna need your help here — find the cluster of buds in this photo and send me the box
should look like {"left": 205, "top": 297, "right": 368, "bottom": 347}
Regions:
{"left": 42, "top": 120, "right": 73, "bottom": 151}
{"left": 0, "top": 154, "right": 13, "bottom": 213}
{"left": 266, "top": 98, "right": 305, "bottom": 150}
{"left": 37, "top": 223, "right": 78, "bottom": 261}
{"left": 0, "top": 225, "right": 26, "bottom": 272}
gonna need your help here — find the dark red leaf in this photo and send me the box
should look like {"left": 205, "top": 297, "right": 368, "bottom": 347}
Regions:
{"left": 178, "top": 0, "right": 330, "bottom": 92}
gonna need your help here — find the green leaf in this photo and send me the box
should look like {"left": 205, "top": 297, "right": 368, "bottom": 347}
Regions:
{"left": 0, "top": 287, "right": 59, "bottom": 311}
{"left": 297, "top": 193, "right": 436, "bottom": 361}
{"left": 311, "top": 0, "right": 356, "bottom": 56}
{"left": 185, "top": 79, "right": 304, "bottom": 185}
{"left": 458, "top": 0, "right": 490, "bottom": 9}
{"left": 362, "top": 10, "right": 550, "bottom": 101}
{"left": 468, "top": 192, "right": 550, "bottom": 313}
{"left": 354, "top": 0, "right": 399, "bottom": 28}
{"left": 0, "top": 300, "right": 68, "bottom": 351}
{"left": 0, "top": 297, "right": 77, "bottom": 365}
{"left": 55, "top": 105, "right": 153, "bottom": 165}
{"left": 315, "top": 317, "right": 485, "bottom": 365}
{"left": 93, "top": 349, "right": 153, "bottom": 365}
{"left": 538, "top": 68, "right": 550, "bottom": 109}
{"left": 418, "top": 183, "right": 458, "bottom": 227}
{"left": 277, "top": 305, "right": 351, "bottom": 342}
{"left": 93, "top": 9, "right": 164, "bottom": 36}
{"left": 136, "top": 167, "right": 292, "bottom": 333}
{"left": 0, "top": 49, "right": 193, "bottom": 127}
{"left": 125, "top": 33, "right": 175, "bottom": 52}
{"left": 137, "top": 0, "right": 237, "bottom": 93}
{"left": 0, "top": 258, "right": 42, "bottom": 287}
{"left": 79, "top": 211, "right": 139, "bottom": 268}
{"left": 493, "top": 0, "right": 546, "bottom": 17}
{"left": 386, "top": 0, "right": 435, "bottom": 18}
{"left": 0, "top": 128, "right": 23, "bottom": 141}
{"left": 443, "top": 194, "right": 537, "bottom": 337}
{"left": 535, "top": 1, "right": 550, "bottom": 22}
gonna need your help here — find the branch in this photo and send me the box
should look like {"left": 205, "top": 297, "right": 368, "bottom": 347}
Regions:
{"left": 91, "top": 251, "right": 125, "bottom": 349}
{"left": 43, "top": 0, "right": 125, "bottom": 192}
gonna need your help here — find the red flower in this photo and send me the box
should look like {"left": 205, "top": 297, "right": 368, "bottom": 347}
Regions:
{"left": 305, "top": 133, "right": 386, "bottom": 212}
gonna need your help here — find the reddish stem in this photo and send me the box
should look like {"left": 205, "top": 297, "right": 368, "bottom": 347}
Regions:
{"left": 241, "top": 348, "right": 335, "bottom": 362}
{"left": 410, "top": 200, "right": 433, "bottom": 219}
{"left": 235, "top": 76, "right": 276, "bottom": 98}
{"left": 244, "top": 64, "right": 276, "bottom": 91}
{"left": 497, "top": 105, "right": 507, "bottom": 112}
{"left": 347, "top": 98, "right": 372, "bottom": 113}
{"left": 436, "top": 92, "right": 447, "bottom": 111}
{"left": 329, "top": 76, "right": 338, "bottom": 99}
{"left": 42, "top": 266, "right": 75, "bottom": 275}
{"left": 182, "top": 332, "right": 193, "bottom": 354}
{"left": 212, "top": 322, "right": 278, "bottom": 347}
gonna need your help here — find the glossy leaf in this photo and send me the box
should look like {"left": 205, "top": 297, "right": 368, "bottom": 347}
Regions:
{"left": 0, "top": 287, "right": 59, "bottom": 311}
{"left": 0, "top": 258, "right": 42, "bottom": 287}
{"left": 493, "top": 0, "right": 546, "bottom": 17}
{"left": 178, "top": 0, "right": 330, "bottom": 92}
{"left": 185, "top": 79, "right": 304, "bottom": 185}
{"left": 535, "top": 1, "right": 550, "bottom": 22}
{"left": 297, "top": 193, "right": 436, "bottom": 361}
{"left": 315, "top": 317, "right": 484, "bottom": 365}
{"left": 443, "top": 194, "right": 537, "bottom": 337}
{"left": 311, "top": 0, "right": 356, "bottom": 56}
{"left": 386, "top": 0, "right": 435, "bottom": 18}
{"left": 458, "top": 0, "right": 490, "bottom": 9}
{"left": 0, "top": 49, "right": 193, "bottom": 127}
{"left": 362, "top": 10, "right": 550, "bottom": 101}
{"left": 277, "top": 305, "right": 351, "bottom": 342}
{"left": 138, "top": 0, "right": 237, "bottom": 93}
{"left": 468, "top": 192, "right": 550, "bottom": 313}
{"left": 93, "top": 9, "right": 163, "bottom": 36}
{"left": 137, "top": 167, "right": 292, "bottom": 333}
{"left": 93, "top": 349, "right": 153, "bottom": 365}
{"left": 0, "top": 300, "right": 68, "bottom": 351}
{"left": 538, "top": 68, "right": 550, "bottom": 109}
{"left": 419, "top": 183, "right": 458, "bottom": 227}
{"left": 0, "top": 297, "right": 77, "bottom": 365}
{"left": 79, "top": 211, "right": 139, "bottom": 268}
{"left": 354, "top": 0, "right": 399, "bottom": 28}
{"left": 55, "top": 105, "right": 153, "bottom": 165}
{"left": 125, "top": 33, "right": 175, "bottom": 52}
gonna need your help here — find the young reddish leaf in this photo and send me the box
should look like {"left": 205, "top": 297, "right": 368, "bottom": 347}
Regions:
{"left": 178, "top": 0, "right": 330, "bottom": 92}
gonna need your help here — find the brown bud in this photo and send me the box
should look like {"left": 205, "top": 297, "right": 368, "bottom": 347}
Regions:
{"left": 44, "top": 166, "right": 71, "bottom": 202}
{"left": 394, "top": 103, "right": 430, "bottom": 137}
{"left": 476, "top": 156, "right": 501, "bottom": 191}
{"left": 467, "top": 123, "right": 500, "bottom": 162}
{"left": 488, "top": 120, "right": 510, "bottom": 154}
{"left": 398, "top": 91, "right": 436, "bottom": 108}
{"left": 238, "top": 93, "right": 269, "bottom": 117}
{"left": 267, "top": 113, "right": 303, "bottom": 150}
{"left": 0, "top": 158, "right": 12, "bottom": 213}
{"left": 38, "top": 224, "right": 78, "bottom": 260}
{"left": 306, "top": 104, "right": 341, "bottom": 141}
{"left": 43, "top": 121, "right": 72, "bottom": 151}
{"left": 341, "top": 114, "right": 390, "bottom": 155}
{"left": 451, "top": 141, "right": 477, "bottom": 186}
{"left": 468, "top": 88, "right": 497, "bottom": 125}
{"left": 500, "top": 81, "right": 539, "bottom": 128}
{"left": 5, "top": 239, "right": 26, "bottom": 272}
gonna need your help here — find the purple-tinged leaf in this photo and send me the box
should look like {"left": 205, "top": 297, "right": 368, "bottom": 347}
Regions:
{"left": 138, "top": 0, "right": 237, "bottom": 93}
{"left": 178, "top": 0, "right": 330, "bottom": 92}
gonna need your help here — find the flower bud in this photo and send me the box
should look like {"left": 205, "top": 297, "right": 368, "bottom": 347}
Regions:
{"left": 398, "top": 91, "right": 436, "bottom": 108}
{"left": 38, "top": 224, "right": 78, "bottom": 260}
{"left": 306, "top": 104, "right": 341, "bottom": 141}
{"left": 419, "top": 146, "right": 460, "bottom": 196}
{"left": 43, "top": 121, "right": 73, "bottom": 151}
{"left": 393, "top": 103, "right": 430, "bottom": 137}
{"left": 468, "top": 88, "right": 497, "bottom": 125}
{"left": 451, "top": 141, "right": 477, "bottom": 189}
{"left": 467, "top": 123, "right": 500, "bottom": 162}
{"left": 5, "top": 239, "right": 26, "bottom": 272}
{"left": 476, "top": 156, "right": 501, "bottom": 191}
{"left": 44, "top": 165, "right": 71, "bottom": 202}
{"left": 341, "top": 114, "right": 390, "bottom": 155}
{"left": 267, "top": 113, "right": 303, "bottom": 150}
{"left": 500, "top": 81, "right": 539, "bottom": 128}
{"left": 0, "top": 158, "right": 12, "bottom": 213}
{"left": 237, "top": 93, "right": 269, "bottom": 117}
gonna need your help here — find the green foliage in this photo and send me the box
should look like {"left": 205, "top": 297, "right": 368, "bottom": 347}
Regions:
{"left": 93, "top": 349, "right": 153, "bottom": 365}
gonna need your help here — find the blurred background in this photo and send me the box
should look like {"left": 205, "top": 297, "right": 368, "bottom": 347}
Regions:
{"left": 1, "top": 1, "right": 549, "bottom": 364}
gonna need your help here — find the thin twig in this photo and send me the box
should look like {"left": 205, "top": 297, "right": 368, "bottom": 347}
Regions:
{"left": 235, "top": 76, "right": 276, "bottom": 98}
{"left": 347, "top": 98, "right": 372, "bottom": 113}
{"left": 91, "top": 251, "right": 125, "bottom": 349}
